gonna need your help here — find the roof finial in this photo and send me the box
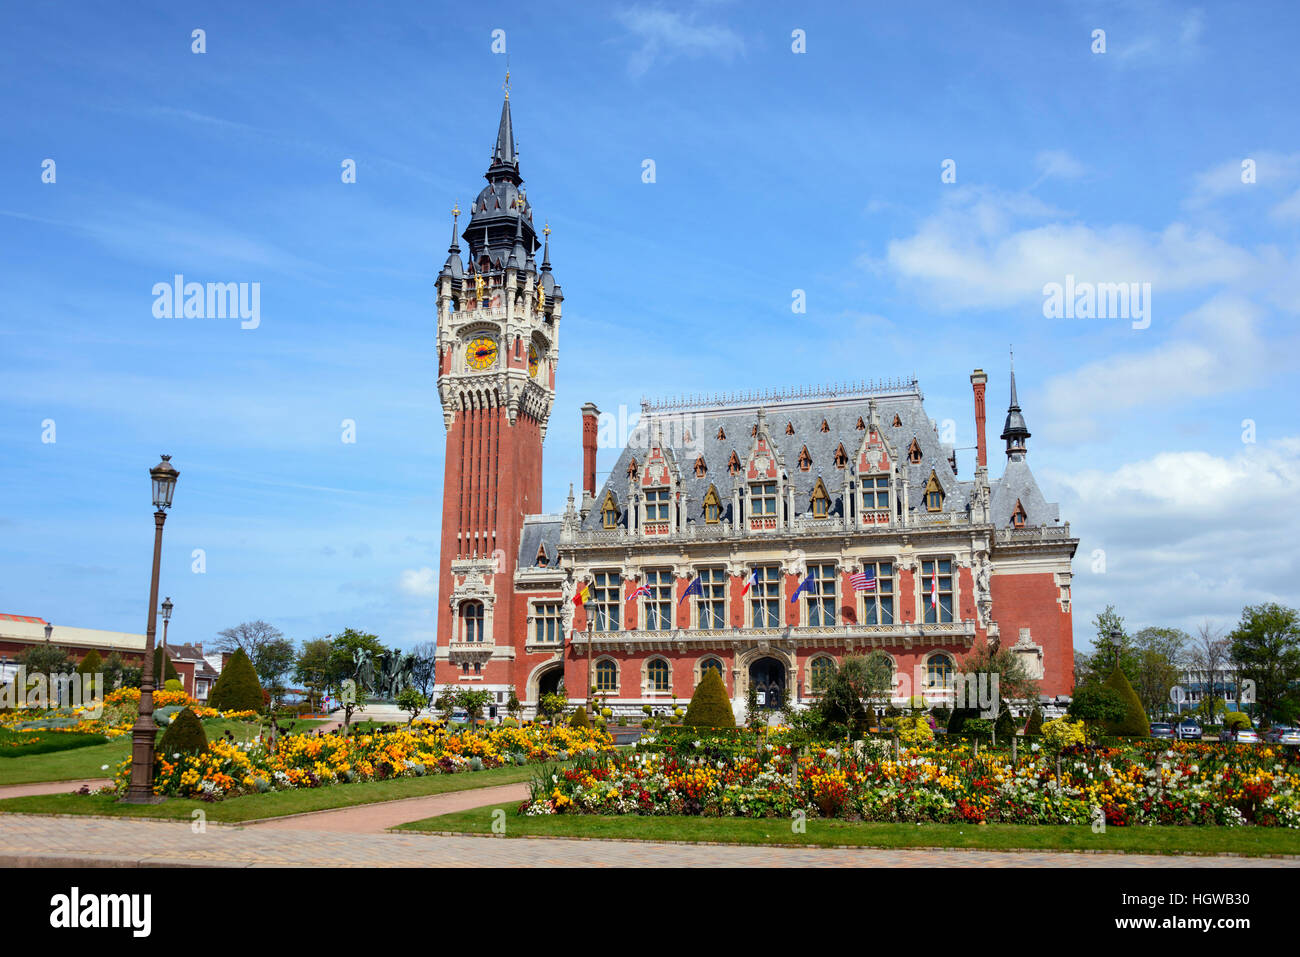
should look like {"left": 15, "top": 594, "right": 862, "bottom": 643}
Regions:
{"left": 503, "top": 63, "right": 510, "bottom": 101}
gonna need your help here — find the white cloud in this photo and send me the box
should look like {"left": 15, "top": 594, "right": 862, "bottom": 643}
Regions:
{"left": 399, "top": 567, "right": 438, "bottom": 597}
{"left": 886, "top": 187, "right": 1254, "bottom": 310}
{"left": 1048, "top": 437, "right": 1300, "bottom": 636}
{"left": 1033, "top": 150, "right": 1087, "bottom": 185}
{"left": 615, "top": 5, "right": 745, "bottom": 76}
{"left": 1187, "top": 151, "right": 1300, "bottom": 208}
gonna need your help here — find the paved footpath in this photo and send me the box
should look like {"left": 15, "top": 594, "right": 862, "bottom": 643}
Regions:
{"left": 247, "top": 782, "right": 530, "bottom": 833}
{"left": 0, "top": 813, "right": 1293, "bottom": 867}
{"left": 0, "top": 779, "right": 112, "bottom": 799}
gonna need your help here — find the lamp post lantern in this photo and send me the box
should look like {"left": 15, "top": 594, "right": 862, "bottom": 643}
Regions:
{"left": 160, "top": 596, "right": 173, "bottom": 687}
{"left": 123, "top": 455, "right": 178, "bottom": 804}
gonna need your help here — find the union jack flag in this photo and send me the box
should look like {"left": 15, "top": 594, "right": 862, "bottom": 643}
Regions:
{"left": 850, "top": 572, "right": 876, "bottom": 592}
{"left": 628, "top": 585, "right": 652, "bottom": 601}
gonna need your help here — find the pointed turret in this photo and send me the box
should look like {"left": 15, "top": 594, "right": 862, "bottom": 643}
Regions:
{"left": 465, "top": 85, "right": 537, "bottom": 270}
{"left": 1000, "top": 350, "right": 1031, "bottom": 460}
{"left": 440, "top": 203, "right": 464, "bottom": 283}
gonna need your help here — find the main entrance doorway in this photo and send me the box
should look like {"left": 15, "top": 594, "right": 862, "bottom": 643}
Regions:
{"left": 749, "top": 657, "right": 786, "bottom": 709}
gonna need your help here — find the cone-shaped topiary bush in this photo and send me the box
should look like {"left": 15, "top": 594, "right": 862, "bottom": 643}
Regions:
{"left": 947, "top": 707, "right": 981, "bottom": 735}
{"left": 1101, "top": 667, "right": 1150, "bottom": 738}
{"left": 683, "top": 669, "right": 736, "bottom": 728}
{"left": 153, "top": 650, "right": 180, "bottom": 685}
{"left": 76, "top": 649, "right": 103, "bottom": 699}
{"left": 995, "top": 700, "right": 1016, "bottom": 741}
{"left": 1025, "top": 705, "right": 1044, "bottom": 736}
{"left": 208, "top": 648, "right": 263, "bottom": 712}
{"left": 568, "top": 706, "right": 591, "bottom": 729}
{"left": 158, "top": 706, "right": 208, "bottom": 756}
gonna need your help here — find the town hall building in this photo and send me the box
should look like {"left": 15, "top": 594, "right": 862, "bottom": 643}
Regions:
{"left": 432, "top": 91, "right": 1077, "bottom": 718}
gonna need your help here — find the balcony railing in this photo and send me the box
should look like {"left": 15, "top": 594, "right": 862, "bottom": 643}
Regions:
{"left": 994, "top": 523, "right": 1073, "bottom": 543}
{"left": 569, "top": 619, "right": 977, "bottom": 648}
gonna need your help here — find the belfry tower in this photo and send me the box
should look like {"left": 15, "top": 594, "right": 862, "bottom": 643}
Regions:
{"left": 434, "top": 84, "right": 563, "bottom": 682}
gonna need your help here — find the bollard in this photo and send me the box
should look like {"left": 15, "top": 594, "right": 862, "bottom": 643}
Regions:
{"left": 1012, "top": 734, "right": 1018, "bottom": 764}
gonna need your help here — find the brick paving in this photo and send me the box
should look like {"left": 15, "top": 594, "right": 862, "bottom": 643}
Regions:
{"left": 0, "top": 778, "right": 112, "bottom": 799}
{"left": 0, "top": 813, "right": 1293, "bottom": 867}
{"left": 247, "top": 782, "right": 530, "bottom": 833}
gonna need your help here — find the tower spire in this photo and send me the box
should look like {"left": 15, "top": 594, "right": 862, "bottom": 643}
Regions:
{"left": 1000, "top": 347, "right": 1030, "bottom": 460}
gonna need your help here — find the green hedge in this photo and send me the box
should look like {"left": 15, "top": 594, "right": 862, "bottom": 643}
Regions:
{"left": 0, "top": 728, "right": 109, "bottom": 758}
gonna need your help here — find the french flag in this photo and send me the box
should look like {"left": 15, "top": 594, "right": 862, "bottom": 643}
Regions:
{"left": 741, "top": 569, "right": 759, "bottom": 596}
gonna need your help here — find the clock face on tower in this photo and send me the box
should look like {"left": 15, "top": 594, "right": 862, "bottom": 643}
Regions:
{"left": 528, "top": 344, "right": 539, "bottom": 378}
{"left": 466, "top": 336, "right": 498, "bottom": 371}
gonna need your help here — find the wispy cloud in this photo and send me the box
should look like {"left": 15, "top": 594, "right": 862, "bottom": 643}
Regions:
{"left": 614, "top": 5, "right": 745, "bottom": 76}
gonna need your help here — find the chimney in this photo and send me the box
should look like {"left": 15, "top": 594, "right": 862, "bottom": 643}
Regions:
{"left": 970, "top": 369, "right": 988, "bottom": 469}
{"left": 194, "top": 642, "right": 203, "bottom": 656}
{"left": 581, "top": 402, "right": 599, "bottom": 497}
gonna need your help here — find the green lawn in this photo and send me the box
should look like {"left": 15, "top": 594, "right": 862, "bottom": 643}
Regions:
{"left": 396, "top": 803, "right": 1300, "bottom": 857}
{"left": 0, "top": 717, "right": 321, "bottom": 786}
{"left": 0, "top": 763, "right": 535, "bottom": 823}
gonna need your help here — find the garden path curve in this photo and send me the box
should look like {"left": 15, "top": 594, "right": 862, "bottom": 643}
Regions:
{"left": 246, "top": 782, "right": 530, "bottom": 832}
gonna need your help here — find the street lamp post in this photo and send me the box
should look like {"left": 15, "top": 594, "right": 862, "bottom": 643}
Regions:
{"left": 159, "top": 597, "right": 173, "bottom": 688}
{"left": 123, "top": 455, "right": 178, "bottom": 804}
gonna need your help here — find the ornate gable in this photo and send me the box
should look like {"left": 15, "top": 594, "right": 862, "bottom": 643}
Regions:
{"left": 745, "top": 409, "right": 784, "bottom": 481}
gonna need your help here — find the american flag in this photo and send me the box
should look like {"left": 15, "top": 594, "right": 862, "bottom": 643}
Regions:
{"left": 850, "top": 572, "right": 876, "bottom": 592}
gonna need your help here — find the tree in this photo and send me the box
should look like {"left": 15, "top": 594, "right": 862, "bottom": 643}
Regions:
{"left": 1067, "top": 684, "right": 1126, "bottom": 742}
{"left": 506, "top": 688, "right": 522, "bottom": 721}
{"left": 1101, "top": 667, "right": 1150, "bottom": 737}
{"left": 683, "top": 669, "right": 736, "bottom": 728}
{"left": 1132, "top": 626, "right": 1189, "bottom": 719}
{"left": 153, "top": 649, "right": 180, "bottom": 685}
{"left": 208, "top": 647, "right": 264, "bottom": 712}
{"left": 158, "top": 706, "right": 209, "bottom": 756}
{"left": 19, "top": 643, "right": 70, "bottom": 677}
{"left": 1187, "top": 621, "right": 1229, "bottom": 718}
{"left": 568, "top": 705, "right": 591, "bottom": 729}
{"left": 957, "top": 642, "right": 1040, "bottom": 704}
{"left": 410, "top": 641, "right": 438, "bottom": 704}
{"left": 216, "top": 621, "right": 285, "bottom": 669}
{"left": 1024, "top": 705, "right": 1044, "bottom": 736}
{"left": 457, "top": 688, "right": 494, "bottom": 726}
{"left": 537, "top": 691, "right": 567, "bottom": 724}
{"left": 76, "top": 649, "right": 103, "bottom": 700}
{"left": 326, "top": 629, "right": 388, "bottom": 727}
{"left": 817, "top": 653, "right": 894, "bottom": 739}
{"left": 294, "top": 638, "right": 333, "bottom": 711}
{"left": 435, "top": 686, "right": 461, "bottom": 723}
{"left": 1090, "top": 605, "right": 1136, "bottom": 683}
{"left": 396, "top": 687, "right": 428, "bottom": 724}
{"left": 1228, "top": 603, "right": 1300, "bottom": 727}
{"left": 254, "top": 637, "right": 297, "bottom": 705}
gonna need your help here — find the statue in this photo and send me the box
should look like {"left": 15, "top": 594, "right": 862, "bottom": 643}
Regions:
{"left": 351, "top": 647, "right": 375, "bottom": 697}
{"left": 474, "top": 271, "right": 486, "bottom": 304}
{"left": 536, "top": 281, "right": 545, "bottom": 313}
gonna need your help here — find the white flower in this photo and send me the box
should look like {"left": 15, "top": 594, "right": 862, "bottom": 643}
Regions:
{"left": 101, "top": 764, "right": 109, "bottom": 770}
{"left": 172, "top": 752, "right": 180, "bottom": 759}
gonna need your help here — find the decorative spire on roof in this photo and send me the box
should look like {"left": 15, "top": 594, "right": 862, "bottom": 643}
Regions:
{"left": 1000, "top": 347, "right": 1031, "bottom": 460}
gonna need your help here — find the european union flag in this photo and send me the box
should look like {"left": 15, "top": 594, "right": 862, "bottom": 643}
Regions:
{"left": 678, "top": 576, "right": 703, "bottom": 605}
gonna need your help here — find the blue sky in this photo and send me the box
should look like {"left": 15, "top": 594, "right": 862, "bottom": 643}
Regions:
{"left": 1, "top": 1, "right": 1297, "bottom": 655}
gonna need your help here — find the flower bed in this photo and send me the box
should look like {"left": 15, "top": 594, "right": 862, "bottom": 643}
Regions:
{"left": 521, "top": 738, "right": 1300, "bottom": 827}
{"left": 0, "top": 687, "right": 264, "bottom": 739}
{"left": 109, "top": 722, "right": 613, "bottom": 800}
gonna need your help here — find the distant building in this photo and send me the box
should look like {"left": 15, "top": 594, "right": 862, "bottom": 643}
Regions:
{"left": 0, "top": 614, "right": 146, "bottom": 670}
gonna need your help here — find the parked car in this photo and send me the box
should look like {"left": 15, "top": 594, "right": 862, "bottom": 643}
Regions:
{"left": 1265, "top": 726, "right": 1300, "bottom": 745}
{"left": 1176, "top": 721, "right": 1202, "bottom": 741}
{"left": 1224, "top": 728, "right": 1260, "bottom": 743}
{"left": 1149, "top": 722, "right": 1174, "bottom": 740}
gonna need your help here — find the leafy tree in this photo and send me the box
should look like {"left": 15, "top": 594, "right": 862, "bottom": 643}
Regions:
{"left": 293, "top": 638, "right": 333, "bottom": 711}
{"left": 396, "top": 687, "right": 428, "bottom": 724}
{"left": 957, "top": 642, "right": 1040, "bottom": 705}
{"left": 1229, "top": 603, "right": 1300, "bottom": 727}
{"left": 1223, "top": 711, "right": 1251, "bottom": 731}
{"left": 1132, "top": 626, "right": 1188, "bottom": 719}
{"left": 254, "top": 636, "right": 297, "bottom": 704}
{"left": 1067, "top": 684, "right": 1126, "bottom": 742}
{"left": 208, "top": 647, "right": 263, "bottom": 712}
{"left": 457, "top": 688, "right": 494, "bottom": 725}
{"left": 568, "top": 705, "right": 591, "bottom": 729}
{"left": 683, "top": 669, "right": 736, "bottom": 728}
{"left": 537, "top": 691, "right": 567, "bottom": 724}
{"left": 1090, "top": 605, "right": 1137, "bottom": 683}
{"left": 817, "top": 653, "right": 893, "bottom": 739}
{"left": 325, "top": 629, "right": 387, "bottom": 726}
{"left": 76, "top": 649, "right": 103, "bottom": 700}
{"left": 158, "top": 706, "right": 208, "bottom": 756}
{"left": 1101, "top": 667, "right": 1150, "bottom": 737}
{"left": 506, "top": 687, "right": 522, "bottom": 721}
{"left": 19, "top": 643, "right": 70, "bottom": 677}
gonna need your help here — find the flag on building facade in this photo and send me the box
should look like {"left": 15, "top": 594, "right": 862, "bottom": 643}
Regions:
{"left": 741, "top": 569, "right": 759, "bottom": 595}
{"left": 628, "top": 585, "right": 651, "bottom": 601}
{"left": 678, "top": 576, "right": 703, "bottom": 605}
{"left": 790, "top": 574, "right": 815, "bottom": 603}
{"left": 850, "top": 571, "right": 876, "bottom": 592}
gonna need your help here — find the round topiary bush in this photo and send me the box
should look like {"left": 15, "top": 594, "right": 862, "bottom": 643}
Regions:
{"left": 568, "top": 706, "right": 591, "bottom": 729}
{"left": 208, "top": 648, "right": 263, "bottom": 712}
{"left": 158, "top": 706, "right": 208, "bottom": 756}
{"left": 683, "top": 670, "right": 736, "bottom": 728}
{"left": 1224, "top": 711, "right": 1251, "bottom": 731}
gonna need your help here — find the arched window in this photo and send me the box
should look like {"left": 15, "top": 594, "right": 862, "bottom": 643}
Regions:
{"left": 699, "top": 657, "right": 724, "bottom": 683}
{"left": 926, "top": 653, "right": 954, "bottom": 690}
{"left": 595, "top": 659, "right": 618, "bottom": 692}
{"left": 810, "top": 655, "right": 836, "bottom": 692}
{"left": 647, "top": 658, "right": 671, "bottom": 693}
{"left": 461, "top": 601, "right": 484, "bottom": 642}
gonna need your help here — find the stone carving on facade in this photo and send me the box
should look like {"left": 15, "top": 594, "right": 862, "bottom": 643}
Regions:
{"left": 1011, "top": 627, "right": 1044, "bottom": 680}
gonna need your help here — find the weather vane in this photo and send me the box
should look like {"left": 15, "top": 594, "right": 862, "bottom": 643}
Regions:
{"left": 503, "top": 64, "right": 510, "bottom": 100}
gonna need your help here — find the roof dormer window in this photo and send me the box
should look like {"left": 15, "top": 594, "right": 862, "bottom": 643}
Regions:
{"left": 703, "top": 485, "right": 722, "bottom": 524}
{"left": 1011, "top": 499, "right": 1027, "bottom": 529}
{"left": 601, "top": 492, "right": 619, "bottom": 530}
{"left": 908, "top": 438, "right": 923, "bottom": 464}
{"left": 924, "top": 470, "right": 944, "bottom": 512}
{"left": 834, "top": 443, "right": 848, "bottom": 469}
{"left": 797, "top": 446, "right": 812, "bottom": 471}
{"left": 694, "top": 456, "right": 707, "bottom": 478}
{"left": 811, "top": 479, "right": 830, "bottom": 519}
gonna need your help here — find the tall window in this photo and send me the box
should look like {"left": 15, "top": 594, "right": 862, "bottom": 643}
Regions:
{"left": 860, "top": 475, "right": 889, "bottom": 517}
{"left": 595, "top": 659, "right": 618, "bottom": 692}
{"left": 924, "top": 471, "right": 944, "bottom": 512}
{"left": 647, "top": 658, "right": 670, "bottom": 693}
{"left": 921, "top": 558, "right": 954, "bottom": 624}
{"left": 811, "top": 482, "right": 830, "bottom": 519}
{"left": 601, "top": 493, "right": 618, "bottom": 529}
{"left": 643, "top": 569, "right": 673, "bottom": 630}
{"left": 859, "top": 560, "right": 894, "bottom": 625}
{"left": 699, "top": 658, "right": 724, "bottom": 683}
{"left": 533, "top": 602, "right": 562, "bottom": 644}
{"left": 926, "top": 653, "right": 954, "bottom": 690}
{"left": 645, "top": 488, "right": 670, "bottom": 522}
{"left": 592, "top": 571, "right": 621, "bottom": 631}
{"left": 810, "top": 655, "right": 836, "bottom": 692}
{"left": 751, "top": 481, "right": 777, "bottom": 516}
{"left": 806, "top": 563, "right": 837, "bottom": 626}
{"left": 750, "top": 565, "right": 781, "bottom": 628}
{"left": 696, "top": 567, "right": 726, "bottom": 629}
{"left": 461, "top": 602, "right": 484, "bottom": 642}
